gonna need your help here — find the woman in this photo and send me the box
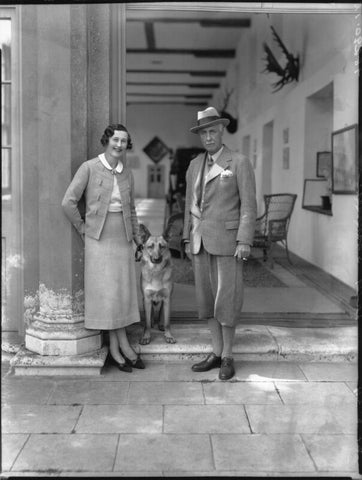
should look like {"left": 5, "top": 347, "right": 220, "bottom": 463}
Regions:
{"left": 62, "top": 124, "right": 144, "bottom": 372}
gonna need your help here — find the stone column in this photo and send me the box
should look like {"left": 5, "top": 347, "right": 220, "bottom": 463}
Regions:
{"left": 11, "top": 4, "right": 112, "bottom": 375}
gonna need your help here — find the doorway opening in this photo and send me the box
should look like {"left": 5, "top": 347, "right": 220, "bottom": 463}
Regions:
{"left": 123, "top": 5, "right": 251, "bottom": 200}
{"left": 261, "top": 120, "right": 274, "bottom": 204}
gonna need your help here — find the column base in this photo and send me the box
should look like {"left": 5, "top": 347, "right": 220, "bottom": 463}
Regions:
{"left": 9, "top": 345, "right": 109, "bottom": 376}
{"left": 25, "top": 330, "right": 102, "bottom": 356}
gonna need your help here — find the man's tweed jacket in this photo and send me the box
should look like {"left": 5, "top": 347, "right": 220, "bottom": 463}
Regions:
{"left": 182, "top": 145, "right": 257, "bottom": 255}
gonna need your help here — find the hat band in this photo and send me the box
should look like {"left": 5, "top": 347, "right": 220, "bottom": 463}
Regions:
{"left": 197, "top": 115, "right": 222, "bottom": 127}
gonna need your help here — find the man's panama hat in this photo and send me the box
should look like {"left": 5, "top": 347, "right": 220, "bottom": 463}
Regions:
{"left": 190, "top": 106, "right": 230, "bottom": 134}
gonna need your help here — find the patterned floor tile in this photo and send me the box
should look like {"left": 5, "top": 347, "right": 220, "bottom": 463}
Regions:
{"left": 203, "top": 380, "right": 281, "bottom": 404}
{"left": 48, "top": 380, "right": 129, "bottom": 404}
{"left": 1, "top": 434, "right": 29, "bottom": 471}
{"left": 75, "top": 404, "right": 162, "bottom": 433}
{"left": 246, "top": 404, "right": 357, "bottom": 434}
{"left": 212, "top": 434, "right": 315, "bottom": 472}
{"left": 298, "top": 363, "right": 357, "bottom": 382}
{"left": 11, "top": 434, "right": 118, "bottom": 472}
{"left": 2, "top": 378, "right": 55, "bottom": 405}
{"left": 114, "top": 434, "right": 213, "bottom": 472}
{"left": 275, "top": 381, "right": 356, "bottom": 405}
{"left": 2, "top": 405, "right": 81, "bottom": 433}
{"left": 127, "top": 381, "right": 204, "bottom": 404}
{"left": 302, "top": 434, "right": 358, "bottom": 471}
{"left": 164, "top": 404, "right": 250, "bottom": 433}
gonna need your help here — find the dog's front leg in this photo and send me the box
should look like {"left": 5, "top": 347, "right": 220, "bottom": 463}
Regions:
{"left": 140, "top": 296, "right": 152, "bottom": 345}
{"left": 162, "top": 297, "right": 176, "bottom": 344}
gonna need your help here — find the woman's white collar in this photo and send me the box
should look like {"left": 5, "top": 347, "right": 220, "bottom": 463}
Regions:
{"left": 98, "top": 153, "right": 123, "bottom": 173}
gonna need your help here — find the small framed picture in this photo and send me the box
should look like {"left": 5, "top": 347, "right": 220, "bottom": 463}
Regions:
{"left": 143, "top": 136, "right": 169, "bottom": 164}
{"left": 332, "top": 124, "right": 358, "bottom": 194}
{"left": 316, "top": 151, "right": 331, "bottom": 178}
{"left": 283, "top": 128, "right": 289, "bottom": 144}
{"left": 282, "top": 146, "right": 289, "bottom": 169}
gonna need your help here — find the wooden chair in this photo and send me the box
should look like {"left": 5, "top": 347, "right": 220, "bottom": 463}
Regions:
{"left": 253, "top": 193, "right": 297, "bottom": 267}
{"left": 165, "top": 212, "right": 185, "bottom": 259}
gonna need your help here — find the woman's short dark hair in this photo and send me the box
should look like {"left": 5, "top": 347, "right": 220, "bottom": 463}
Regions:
{"left": 100, "top": 124, "right": 133, "bottom": 150}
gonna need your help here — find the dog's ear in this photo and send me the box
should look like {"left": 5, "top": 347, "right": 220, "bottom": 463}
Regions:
{"left": 139, "top": 223, "right": 151, "bottom": 244}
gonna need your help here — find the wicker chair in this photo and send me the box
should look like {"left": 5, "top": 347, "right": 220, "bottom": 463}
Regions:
{"left": 165, "top": 212, "right": 185, "bottom": 259}
{"left": 253, "top": 193, "right": 297, "bottom": 267}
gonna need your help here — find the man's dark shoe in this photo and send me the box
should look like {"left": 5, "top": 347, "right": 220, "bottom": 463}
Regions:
{"left": 192, "top": 352, "right": 222, "bottom": 372}
{"left": 219, "top": 357, "right": 235, "bottom": 380}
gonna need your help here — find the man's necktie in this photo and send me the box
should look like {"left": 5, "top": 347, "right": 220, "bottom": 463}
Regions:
{"left": 198, "top": 155, "right": 213, "bottom": 208}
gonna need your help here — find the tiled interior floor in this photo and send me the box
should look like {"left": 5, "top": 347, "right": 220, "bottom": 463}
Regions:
{"left": 134, "top": 198, "right": 355, "bottom": 322}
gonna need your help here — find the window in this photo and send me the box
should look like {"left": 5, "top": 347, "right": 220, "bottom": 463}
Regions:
{"left": 1, "top": 16, "right": 12, "bottom": 198}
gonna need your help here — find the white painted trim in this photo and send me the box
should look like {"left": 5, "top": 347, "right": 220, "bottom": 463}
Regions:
{"left": 110, "top": 3, "right": 127, "bottom": 125}
{"left": 1, "top": 5, "right": 24, "bottom": 334}
{"left": 126, "top": 2, "right": 358, "bottom": 14}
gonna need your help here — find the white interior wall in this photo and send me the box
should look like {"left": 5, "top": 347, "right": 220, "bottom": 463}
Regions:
{"left": 212, "top": 12, "right": 358, "bottom": 288}
{"left": 304, "top": 88, "right": 333, "bottom": 179}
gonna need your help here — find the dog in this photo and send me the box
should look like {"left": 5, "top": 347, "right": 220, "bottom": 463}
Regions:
{"left": 138, "top": 223, "right": 176, "bottom": 345}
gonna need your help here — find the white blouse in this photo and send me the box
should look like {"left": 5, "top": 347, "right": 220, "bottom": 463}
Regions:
{"left": 98, "top": 153, "right": 123, "bottom": 212}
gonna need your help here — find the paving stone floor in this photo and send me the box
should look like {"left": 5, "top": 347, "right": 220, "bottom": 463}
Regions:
{"left": 1, "top": 359, "right": 359, "bottom": 477}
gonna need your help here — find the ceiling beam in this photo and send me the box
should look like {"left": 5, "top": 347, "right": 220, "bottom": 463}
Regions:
{"left": 200, "top": 18, "right": 251, "bottom": 27}
{"left": 127, "top": 101, "right": 208, "bottom": 106}
{"left": 127, "top": 93, "right": 212, "bottom": 98}
{"left": 127, "top": 17, "right": 251, "bottom": 27}
{"left": 127, "top": 48, "right": 235, "bottom": 58}
{"left": 127, "top": 69, "right": 226, "bottom": 76}
{"left": 127, "top": 82, "right": 220, "bottom": 88}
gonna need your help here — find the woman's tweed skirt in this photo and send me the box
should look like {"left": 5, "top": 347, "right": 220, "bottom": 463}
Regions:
{"left": 84, "top": 211, "right": 140, "bottom": 330}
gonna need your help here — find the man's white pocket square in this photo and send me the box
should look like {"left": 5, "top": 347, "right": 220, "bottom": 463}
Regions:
{"left": 220, "top": 169, "right": 233, "bottom": 178}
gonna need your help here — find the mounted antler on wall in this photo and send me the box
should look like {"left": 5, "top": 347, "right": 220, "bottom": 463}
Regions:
{"left": 262, "top": 25, "right": 300, "bottom": 93}
{"left": 220, "top": 88, "right": 238, "bottom": 134}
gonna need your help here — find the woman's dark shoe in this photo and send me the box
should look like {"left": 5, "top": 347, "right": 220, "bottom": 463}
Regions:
{"left": 192, "top": 352, "right": 222, "bottom": 372}
{"left": 108, "top": 355, "right": 133, "bottom": 373}
{"left": 124, "top": 354, "right": 145, "bottom": 369}
{"left": 117, "top": 362, "right": 132, "bottom": 373}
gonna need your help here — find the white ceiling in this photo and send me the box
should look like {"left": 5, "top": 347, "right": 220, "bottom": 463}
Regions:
{"left": 126, "top": 11, "right": 251, "bottom": 106}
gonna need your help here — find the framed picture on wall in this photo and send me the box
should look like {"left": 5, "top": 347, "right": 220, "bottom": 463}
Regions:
{"left": 143, "top": 136, "right": 169, "bottom": 164}
{"left": 316, "top": 151, "right": 331, "bottom": 178}
{"left": 283, "top": 128, "right": 289, "bottom": 144}
{"left": 282, "top": 146, "right": 289, "bottom": 169}
{"left": 332, "top": 124, "right": 358, "bottom": 194}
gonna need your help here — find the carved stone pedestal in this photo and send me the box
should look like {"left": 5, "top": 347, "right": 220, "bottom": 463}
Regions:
{"left": 10, "top": 346, "right": 108, "bottom": 376}
{"left": 11, "top": 284, "right": 108, "bottom": 376}
{"left": 25, "top": 314, "right": 102, "bottom": 356}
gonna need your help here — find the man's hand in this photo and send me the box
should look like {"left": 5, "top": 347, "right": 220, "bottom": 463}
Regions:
{"left": 234, "top": 243, "right": 250, "bottom": 261}
{"left": 184, "top": 242, "right": 192, "bottom": 260}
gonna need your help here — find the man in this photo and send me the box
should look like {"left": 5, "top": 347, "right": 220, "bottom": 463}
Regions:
{"left": 182, "top": 107, "right": 257, "bottom": 380}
